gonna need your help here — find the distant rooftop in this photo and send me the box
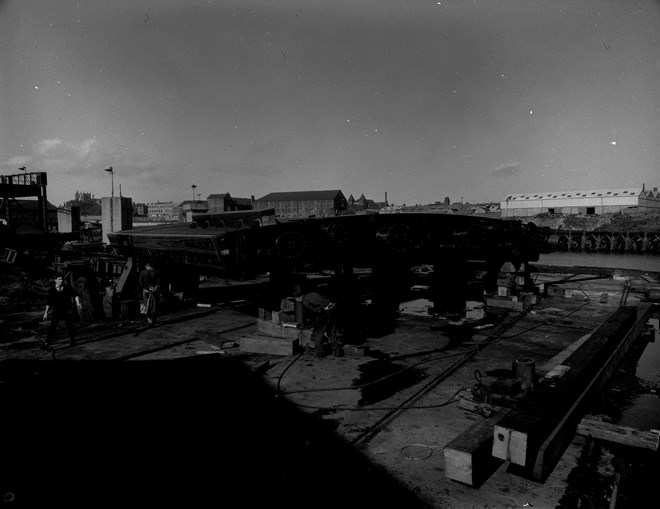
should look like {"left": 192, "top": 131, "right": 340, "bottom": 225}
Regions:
{"left": 256, "top": 190, "right": 344, "bottom": 201}
{"left": 503, "top": 187, "right": 650, "bottom": 201}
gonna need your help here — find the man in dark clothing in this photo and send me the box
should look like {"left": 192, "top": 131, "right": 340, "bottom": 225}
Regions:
{"left": 292, "top": 283, "right": 342, "bottom": 358}
{"left": 43, "top": 274, "right": 81, "bottom": 347}
{"left": 138, "top": 261, "right": 161, "bottom": 325}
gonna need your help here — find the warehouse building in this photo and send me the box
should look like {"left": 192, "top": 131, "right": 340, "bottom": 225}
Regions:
{"left": 254, "top": 190, "right": 347, "bottom": 219}
{"left": 500, "top": 186, "right": 660, "bottom": 217}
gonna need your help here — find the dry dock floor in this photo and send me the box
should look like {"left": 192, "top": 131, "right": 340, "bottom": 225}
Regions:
{"left": 1, "top": 271, "right": 658, "bottom": 508}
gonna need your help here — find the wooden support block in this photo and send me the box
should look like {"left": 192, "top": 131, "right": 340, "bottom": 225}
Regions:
{"left": 240, "top": 336, "right": 299, "bottom": 356}
{"left": 519, "top": 292, "right": 537, "bottom": 306}
{"left": 485, "top": 296, "right": 524, "bottom": 311}
{"left": 444, "top": 415, "right": 504, "bottom": 487}
{"left": 497, "top": 277, "right": 516, "bottom": 289}
{"left": 576, "top": 418, "right": 660, "bottom": 451}
{"left": 498, "top": 286, "right": 512, "bottom": 297}
{"left": 547, "top": 286, "right": 572, "bottom": 298}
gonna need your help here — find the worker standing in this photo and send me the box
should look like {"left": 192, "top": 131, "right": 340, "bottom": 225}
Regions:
{"left": 43, "top": 274, "right": 82, "bottom": 348}
{"left": 138, "top": 260, "right": 161, "bottom": 325}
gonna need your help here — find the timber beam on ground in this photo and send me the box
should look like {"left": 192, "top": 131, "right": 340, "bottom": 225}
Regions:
{"left": 491, "top": 303, "right": 654, "bottom": 482}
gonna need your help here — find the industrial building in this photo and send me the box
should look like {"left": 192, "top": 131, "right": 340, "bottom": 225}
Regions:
{"left": 254, "top": 190, "right": 347, "bottom": 218}
{"left": 206, "top": 193, "right": 253, "bottom": 213}
{"left": 146, "top": 201, "right": 177, "bottom": 220}
{"left": 500, "top": 185, "right": 660, "bottom": 217}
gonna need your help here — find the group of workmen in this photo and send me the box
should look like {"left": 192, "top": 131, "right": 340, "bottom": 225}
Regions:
{"left": 41, "top": 260, "right": 161, "bottom": 350}
{"left": 42, "top": 261, "right": 342, "bottom": 357}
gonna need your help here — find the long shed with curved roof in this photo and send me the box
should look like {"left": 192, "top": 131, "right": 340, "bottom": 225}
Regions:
{"left": 500, "top": 186, "right": 660, "bottom": 217}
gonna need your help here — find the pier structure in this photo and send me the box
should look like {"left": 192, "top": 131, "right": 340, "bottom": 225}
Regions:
{"left": 549, "top": 229, "right": 660, "bottom": 253}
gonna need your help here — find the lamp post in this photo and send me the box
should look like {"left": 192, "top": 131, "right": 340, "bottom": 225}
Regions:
{"left": 191, "top": 184, "right": 197, "bottom": 201}
{"left": 104, "top": 167, "right": 114, "bottom": 197}
{"left": 104, "top": 167, "right": 115, "bottom": 240}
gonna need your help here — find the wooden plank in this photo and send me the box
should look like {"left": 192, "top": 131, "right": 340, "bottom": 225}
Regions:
{"left": 537, "top": 331, "right": 594, "bottom": 377}
{"left": 576, "top": 418, "right": 660, "bottom": 451}
{"left": 492, "top": 306, "right": 639, "bottom": 467}
{"left": 444, "top": 415, "right": 504, "bottom": 487}
{"left": 531, "top": 303, "right": 654, "bottom": 481}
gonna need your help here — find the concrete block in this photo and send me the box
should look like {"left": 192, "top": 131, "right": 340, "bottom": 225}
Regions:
{"left": 465, "top": 301, "right": 486, "bottom": 320}
{"left": 258, "top": 318, "right": 298, "bottom": 337}
{"left": 256, "top": 318, "right": 313, "bottom": 345}
{"left": 444, "top": 415, "right": 504, "bottom": 487}
{"left": 240, "top": 336, "right": 299, "bottom": 356}
{"left": 466, "top": 308, "right": 485, "bottom": 320}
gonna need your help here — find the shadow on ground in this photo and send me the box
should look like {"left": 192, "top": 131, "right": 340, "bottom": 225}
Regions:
{"left": 0, "top": 356, "right": 431, "bottom": 509}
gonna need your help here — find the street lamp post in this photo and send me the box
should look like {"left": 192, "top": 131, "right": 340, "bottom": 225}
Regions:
{"left": 105, "top": 167, "right": 114, "bottom": 197}
{"left": 104, "top": 167, "right": 115, "bottom": 240}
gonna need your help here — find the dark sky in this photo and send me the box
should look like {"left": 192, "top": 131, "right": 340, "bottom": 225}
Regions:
{"left": 1, "top": 0, "right": 659, "bottom": 206}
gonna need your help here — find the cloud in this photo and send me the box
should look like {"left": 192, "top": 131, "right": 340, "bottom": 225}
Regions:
{"left": 489, "top": 162, "right": 519, "bottom": 177}
{"left": 65, "top": 138, "right": 96, "bottom": 159}
{"left": 5, "top": 155, "right": 33, "bottom": 167}
{"left": 34, "top": 138, "right": 63, "bottom": 154}
{"left": 6, "top": 137, "right": 160, "bottom": 184}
